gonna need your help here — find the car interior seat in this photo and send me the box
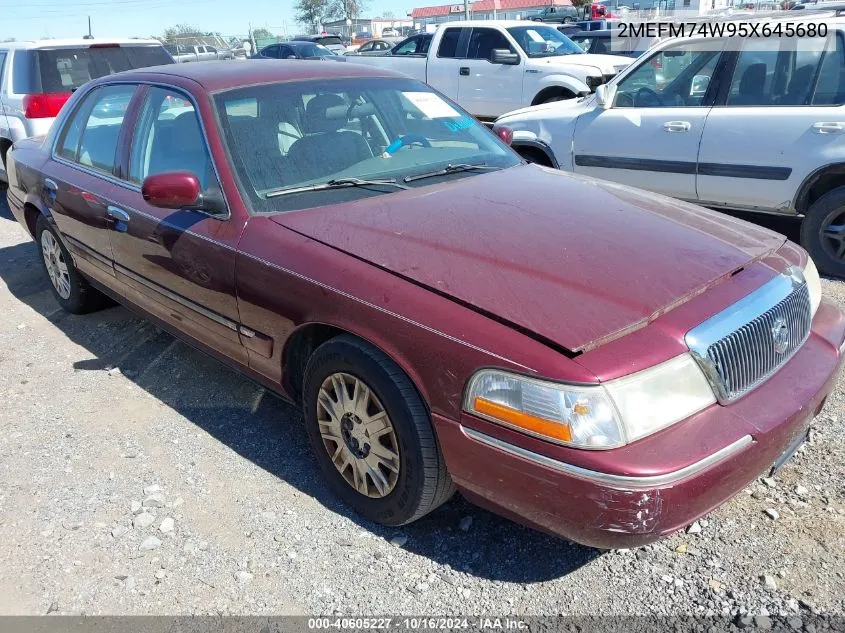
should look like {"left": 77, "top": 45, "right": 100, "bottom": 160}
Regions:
{"left": 731, "top": 63, "right": 768, "bottom": 105}
{"left": 286, "top": 93, "right": 373, "bottom": 182}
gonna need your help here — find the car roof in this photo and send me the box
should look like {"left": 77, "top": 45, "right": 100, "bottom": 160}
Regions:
{"left": 439, "top": 19, "right": 554, "bottom": 27}
{"left": 0, "top": 37, "right": 162, "bottom": 50}
{"left": 108, "top": 59, "right": 405, "bottom": 93}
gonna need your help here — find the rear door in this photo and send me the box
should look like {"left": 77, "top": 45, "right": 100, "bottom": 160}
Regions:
{"left": 106, "top": 84, "right": 248, "bottom": 364}
{"left": 697, "top": 34, "right": 845, "bottom": 211}
{"left": 425, "top": 27, "right": 467, "bottom": 102}
{"left": 44, "top": 84, "right": 139, "bottom": 281}
{"left": 458, "top": 28, "right": 524, "bottom": 120}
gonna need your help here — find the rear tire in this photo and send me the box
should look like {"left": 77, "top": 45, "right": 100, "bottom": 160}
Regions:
{"left": 800, "top": 186, "right": 845, "bottom": 278}
{"left": 35, "top": 215, "right": 106, "bottom": 314}
{"left": 303, "top": 335, "right": 454, "bottom": 527}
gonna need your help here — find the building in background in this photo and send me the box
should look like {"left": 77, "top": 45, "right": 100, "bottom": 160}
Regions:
{"left": 322, "top": 17, "right": 414, "bottom": 41}
{"left": 409, "top": 0, "right": 574, "bottom": 30}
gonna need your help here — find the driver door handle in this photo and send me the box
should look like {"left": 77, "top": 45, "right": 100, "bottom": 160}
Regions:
{"left": 459, "top": 67, "right": 470, "bottom": 76}
{"left": 663, "top": 121, "right": 692, "bottom": 133}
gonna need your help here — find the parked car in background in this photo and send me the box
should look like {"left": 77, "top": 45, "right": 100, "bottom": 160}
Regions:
{"left": 569, "top": 29, "right": 661, "bottom": 57}
{"left": 351, "top": 21, "right": 633, "bottom": 121}
{"left": 572, "top": 19, "right": 621, "bottom": 31}
{"left": 497, "top": 15, "right": 845, "bottom": 276}
{"left": 0, "top": 38, "right": 173, "bottom": 184}
{"left": 250, "top": 42, "right": 344, "bottom": 61}
{"left": 165, "top": 43, "right": 235, "bottom": 63}
{"left": 346, "top": 38, "right": 404, "bottom": 56}
{"left": 7, "top": 61, "right": 843, "bottom": 550}
{"left": 528, "top": 5, "right": 580, "bottom": 22}
{"left": 291, "top": 34, "right": 347, "bottom": 54}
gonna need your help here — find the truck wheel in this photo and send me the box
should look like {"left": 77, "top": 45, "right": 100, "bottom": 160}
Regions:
{"left": 800, "top": 186, "right": 845, "bottom": 277}
{"left": 302, "top": 335, "right": 455, "bottom": 527}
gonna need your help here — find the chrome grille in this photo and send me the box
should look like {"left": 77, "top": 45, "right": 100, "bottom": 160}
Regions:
{"left": 686, "top": 269, "right": 812, "bottom": 404}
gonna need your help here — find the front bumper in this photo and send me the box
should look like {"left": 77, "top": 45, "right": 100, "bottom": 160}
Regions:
{"left": 434, "top": 299, "right": 845, "bottom": 549}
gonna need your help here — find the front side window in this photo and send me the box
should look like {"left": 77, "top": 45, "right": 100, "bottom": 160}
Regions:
{"left": 58, "top": 84, "right": 136, "bottom": 173}
{"left": 467, "top": 28, "right": 515, "bottom": 60}
{"left": 393, "top": 37, "right": 421, "bottom": 55}
{"left": 215, "top": 78, "right": 519, "bottom": 213}
{"left": 506, "top": 26, "right": 583, "bottom": 58}
{"left": 614, "top": 41, "right": 723, "bottom": 108}
{"left": 129, "top": 86, "right": 213, "bottom": 191}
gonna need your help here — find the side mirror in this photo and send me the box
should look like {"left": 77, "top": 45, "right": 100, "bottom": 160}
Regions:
{"left": 595, "top": 83, "right": 616, "bottom": 109}
{"left": 142, "top": 171, "right": 201, "bottom": 209}
{"left": 690, "top": 74, "right": 710, "bottom": 96}
{"left": 491, "top": 49, "right": 520, "bottom": 65}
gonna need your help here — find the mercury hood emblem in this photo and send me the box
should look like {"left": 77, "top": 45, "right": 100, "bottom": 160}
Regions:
{"left": 772, "top": 318, "right": 790, "bottom": 354}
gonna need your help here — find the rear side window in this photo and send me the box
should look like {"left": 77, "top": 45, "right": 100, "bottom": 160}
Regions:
{"left": 15, "top": 46, "right": 170, "bottom": 94}
{"left": 57, "top": 84, "right": 136, "bottom": 173}
{"left": 0, "top": 52, "right": 7, "bottom": 88}
{"left": 316, "top": 36, "right": 342, "bottom": 47}
{"left": 438, "top": 28, "right": 463, "bottom": 58}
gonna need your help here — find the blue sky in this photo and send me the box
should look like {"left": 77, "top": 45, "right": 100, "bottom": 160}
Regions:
{"left": 3, "top": 0, "right": 417, "bottom": 41}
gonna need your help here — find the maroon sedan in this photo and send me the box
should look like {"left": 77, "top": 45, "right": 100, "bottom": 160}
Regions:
{"left": 6, "top": 61, "right": 845, "bottom": 548}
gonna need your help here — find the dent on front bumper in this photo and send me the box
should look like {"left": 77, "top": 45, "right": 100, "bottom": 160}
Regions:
{"left": 434, "top": 299, "right": 845, "bottom": 549}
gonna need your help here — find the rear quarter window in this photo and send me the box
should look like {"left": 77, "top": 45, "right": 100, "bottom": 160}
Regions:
{"left": 17, "top": 45, "right": 171, "bottom": 93}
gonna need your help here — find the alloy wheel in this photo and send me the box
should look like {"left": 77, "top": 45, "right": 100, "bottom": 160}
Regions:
{"left": 41, "top": 230, "right": 71, "bottom": 299}
{"left": 822, "top": 208, "right": 845, "bottom": 262}
{"left": 316, "top": 372, "right": 400, "bottom": 498}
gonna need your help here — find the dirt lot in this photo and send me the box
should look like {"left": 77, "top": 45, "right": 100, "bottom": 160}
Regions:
{"left": 0, "top": 197, "right": 843, "bottom": 618}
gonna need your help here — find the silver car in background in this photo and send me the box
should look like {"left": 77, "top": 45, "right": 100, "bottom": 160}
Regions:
{"left": 0, "top": 38, "right": 172, "bottom": 183}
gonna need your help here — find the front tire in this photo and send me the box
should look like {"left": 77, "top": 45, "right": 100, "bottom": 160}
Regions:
{"left": 800, "top": 186, "right": 845, "bottom": 277}
{"left": 303, "top": 335, "right": 454, "bottom": 527}
{"left": 35, "top": 215, "right": 105, "bottom": 313}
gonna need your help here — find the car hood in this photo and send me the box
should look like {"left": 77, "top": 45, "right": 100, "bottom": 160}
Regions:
{"left": 273, "top": 165, "right": 785, "bottom": 353}
{"left": 537, "top": 53, "right": 632, "bottom": 73}
{"left": 498, "top": 94, "right": 592, "bottom": 121}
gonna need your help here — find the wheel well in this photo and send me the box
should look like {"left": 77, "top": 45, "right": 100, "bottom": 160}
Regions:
{"left": 283, "top": 323, "right": 346, "bottom": 402}
{"left": 515, "top": 145, "right": 554, "bottom": 167}
{"left": 0, "top": 138, "right": 11, "bottom": 167}
{"left": 23, "top": 203, "right": 42, "bottom": 238}
{"left": 531, "top": 86, "right": 577, "bottom": 106}
{"left": 796, "top": 165, "right": 845, "bottom": 214}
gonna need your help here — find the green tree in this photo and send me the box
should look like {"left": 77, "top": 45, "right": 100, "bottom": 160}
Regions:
{"left": 326, "top": 0, "right": 366, "bottom": 21}
{"left": 163, "top": 24, "right": 204, "bottom": 42}
{"left": 252, "top": 27, "right": 273, "bottom": 40}
{"left": 294, "top": 0, "right": 330, "bottom": 32}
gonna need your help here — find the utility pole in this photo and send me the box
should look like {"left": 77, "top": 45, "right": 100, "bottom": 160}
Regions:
{"left": 88, "top": 15, "right": 92, "bottom": 37}
{"left": 464, "top": 0, "right": 470, "bottom": 20}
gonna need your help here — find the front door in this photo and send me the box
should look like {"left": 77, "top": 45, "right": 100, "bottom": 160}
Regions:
{"left": 573, "top": 39, "right": 725, "bottom": 200}
{"left": 107, "top": 85, "right": 248, "bottom": 365}
{"left": 45, "top": 84, "right": 138, "bottom": 280}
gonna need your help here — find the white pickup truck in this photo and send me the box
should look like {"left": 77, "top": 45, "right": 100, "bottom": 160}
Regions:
{"left": 349, "top": 20, "right": 633, "bottom": 121}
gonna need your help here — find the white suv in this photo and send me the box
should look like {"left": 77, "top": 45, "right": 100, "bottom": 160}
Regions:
{"left": 497, "top": 14, "right": 845, "bottom": 277}
{"left": 0, "top": 38, "right": 172, "bottom": 183}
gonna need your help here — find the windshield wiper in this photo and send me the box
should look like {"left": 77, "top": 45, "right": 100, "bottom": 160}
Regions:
{"left": 265, "top": 177, "right": 409, "bottom": 199}
{"left": 403, "top": 163, "right": 500, "bottom": 184}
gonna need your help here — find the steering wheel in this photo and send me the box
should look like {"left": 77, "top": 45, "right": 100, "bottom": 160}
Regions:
{"left": 385, "top": 134, "right": 431, "bottom": 154}
{"left": 635, "top": 87, "right": 664, "bottom": 108}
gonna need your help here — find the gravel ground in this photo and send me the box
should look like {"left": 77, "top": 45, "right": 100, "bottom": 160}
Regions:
{"left": 0, "top": 198, "right": 843, "bottom": 618}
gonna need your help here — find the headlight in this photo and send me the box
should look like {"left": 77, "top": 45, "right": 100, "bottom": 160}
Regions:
{"left": 804, "top": 256, "right": 822, "bottom": 318}
{"left": 464, "top": 354, "right": 716, "bottom": 450}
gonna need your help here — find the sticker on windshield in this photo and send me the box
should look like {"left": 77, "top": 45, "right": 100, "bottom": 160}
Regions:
{"left": 526, "top": 30, "right": 546, "bottom": 43}
{"left": 403, "top": 92, "right": 461, "bottom": 119}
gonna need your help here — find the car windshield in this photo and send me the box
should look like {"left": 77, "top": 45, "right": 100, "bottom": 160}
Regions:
{"left": 507, "top": 26, "right": 584, "bottom": 58}
{"left": 215, "top": 77, "right": 519, "bottom": 213}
